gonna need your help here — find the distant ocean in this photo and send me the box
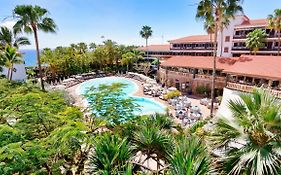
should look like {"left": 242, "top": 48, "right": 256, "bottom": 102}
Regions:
{"left": 21, "top": 49, "right": 37, "bottom": 67}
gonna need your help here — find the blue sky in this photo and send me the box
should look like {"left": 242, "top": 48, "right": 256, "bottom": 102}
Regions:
{"left": 0, "top": 0, "right": 280, "bottom": 49}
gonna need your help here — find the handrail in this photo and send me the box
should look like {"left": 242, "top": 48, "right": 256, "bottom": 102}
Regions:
{"left": 226, "top": 82, "right": 281, "bottom": 98}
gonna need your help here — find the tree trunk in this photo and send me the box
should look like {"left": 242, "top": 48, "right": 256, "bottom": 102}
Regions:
{"left": 278, "top": 30, "right": 281, "bottom": 56}
{"left": 33, "top": 26, "right": 45, "bottom": 91}
{"left": 7, "top": 68, "right": 10, "bottom": 80}
{"left": 210, "top": 19, "right": 219, "bottom": 118}
{"left": 146, "top": 38, "right": 148, "bottom": 58}
{"left": 127, "top": 64, "right": 129, "bottom": 73}
{"left": 220, "top": 30, "right": 223, "bottom": 57}
{"left": 9, "top": 64, "right": 13, "bottom": 80}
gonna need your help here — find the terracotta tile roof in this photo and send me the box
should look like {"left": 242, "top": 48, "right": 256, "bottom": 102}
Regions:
{"left": 236, "top": 18, "right": 268, "bottom": 27}
{"left": 138, "top": 44, "right": 170, "bottom": 52}
{"left": 223, "top": 55, "right": 281, "bottom": 80}
{"left": 169, "top": 35, "right": 211, "bottom": 44}
{"left": 161, "top": 55, "right": 281, "bottom": 80}
{"left": 161, "top": 56, "right": 234, "bottom": 70}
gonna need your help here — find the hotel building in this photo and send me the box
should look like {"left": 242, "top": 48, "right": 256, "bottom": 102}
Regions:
{"left": 139, "top": 15, "right": 281, "bottom": 97}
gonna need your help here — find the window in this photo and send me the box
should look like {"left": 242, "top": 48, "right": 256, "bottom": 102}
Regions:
{"left": 225, "top": 36, "right": 230, "bottom": 42}
{"left": 224, "top": 47, "right": 229, "bottom": 53}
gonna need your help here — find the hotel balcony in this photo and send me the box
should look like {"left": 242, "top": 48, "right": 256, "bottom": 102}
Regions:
{"left": 232, "top": 46, "right": 280, "bottom": 51}
{"left": 171, "top": 46, "right": 214, "bottom": 50}
{"left": 160, "top": 68, "right": 226, "bottom": 82}
{"left": 226, "top": 82, "right": 281, "bottom": 98}
{"left": 233, "top": 34, "right": 277, "bottom": 40}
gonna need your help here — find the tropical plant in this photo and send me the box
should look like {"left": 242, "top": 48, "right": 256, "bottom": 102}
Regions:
{"left": 89, "top": 42, "right": 97, "bottom": 51}
{"left": 167, "top": 136, "right": 212, "bottom": 175}
{"left": 0, "top": 26, "right": 30, "bottom": 49}
{"left": 196, "top": 85, "right": 211, "bottom": 96}
{"left": 87, "top": 133, "right": 132, "bottom": 174}
{"left": 0, "top": 46, "right": 23, "bottom": 80}
{"left": 121, "top": 50, "right": 143, "bottom": 72}
{"left": 196, "top": 0, "right": 243, "bottom": 117}
{"left": 103, "top": 39, "right": 117, "bottom": 66}
{"left": 84, "top": 83, "right": 140, "bottom": 126}
{"left": 13, "top": 5, "right": 57, "bottom": 90}
{"left": 140, "top": 25, "right": 153, "bottom": 58}
{"left": 246, "top": 29, "right": 267, "bottom": 55}
{"left": 211, "top": 88, "right": 281, "bottom": 174}
{"left": 134, "top": 62, "right": 153, "bottom": 76}
{"left": 268, "top": 9, "right": 281, "bottom": 56}
{"left": 204, "top": 18, "right": 215, "bottom": 44}
{"left": 164, "top": 90, "right": 181, "bottom": 100}
{"left": 132, "top": 123, "right": 173, "bottom": 172}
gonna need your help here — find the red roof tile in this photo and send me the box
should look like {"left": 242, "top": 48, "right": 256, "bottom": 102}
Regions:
{"left": 223, "top": 55, "right": 281, "bottom": 80}
{"left": 161, "top": 55, "right": 281, "bottom": 80}
{"left": 237, "top": 18, "right": 268, "bottom": 27}
{"left": 161, "top": 56, "right": 233, "bottom": 70}
{"left": 169, "top": 35, "right": 211, "bottom": 44}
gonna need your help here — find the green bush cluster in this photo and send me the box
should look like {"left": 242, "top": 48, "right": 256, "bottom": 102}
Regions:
{"left": 195, "top": 85, "right": 211, "bottom": 96}
{"left": 164, "top": 90, "right": 181, "bottom": 99}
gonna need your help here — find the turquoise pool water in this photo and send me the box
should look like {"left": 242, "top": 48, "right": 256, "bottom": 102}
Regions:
{"left": 79, "top": 77, "right": 166, "bottom": 114}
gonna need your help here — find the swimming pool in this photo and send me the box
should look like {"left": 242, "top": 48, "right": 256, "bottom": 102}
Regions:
{"left": 79, "top": 77, "right": 166, "bottom": 115}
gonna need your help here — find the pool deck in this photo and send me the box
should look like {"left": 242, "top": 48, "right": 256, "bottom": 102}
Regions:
{"left": 66, "top": 76, "right": 210, "bottom": 124}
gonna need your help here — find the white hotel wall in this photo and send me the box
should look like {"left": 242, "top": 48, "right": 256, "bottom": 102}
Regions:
{"left": 217, "top": 15, "right": 245, "bottom": 57}
{"left": 1, "top": 63, "right": 27, "bottom": 81}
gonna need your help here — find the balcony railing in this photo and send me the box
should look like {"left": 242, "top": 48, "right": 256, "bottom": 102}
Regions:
{"left": 226, "top": 82, "right": 281, "bottom": 98}
{"left": 233, "top": 34, "right": 277, "bottom": 39}
{"left": 161, "top": 68, "right": 226, "bottom": 81}
{"left": 171, "top": 46, "right": 214, "bottom": 50}
{"left": 232, "top": 47, "right": 280, "bottom": 51}
{"left": 195, "top": 74, "right": 226, "bottom": 82}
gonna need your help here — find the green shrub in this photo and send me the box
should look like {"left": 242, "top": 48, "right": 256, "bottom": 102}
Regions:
{"left": 164, "top": 90, "right": 181, "bottom": 99}
{"left": 195, "top": 85, "right": 211, "bottom": 96}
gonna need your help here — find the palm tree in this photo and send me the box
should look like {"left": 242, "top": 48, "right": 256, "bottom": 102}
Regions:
{"left": 121, "top": 50, "right": 143, "bottom": 73}
{"left": 103, "top": 40, "right": 117, "bottom": 66}
{"left": 246, "top": 29, "right": 267, "bottom": 55}
{"left": 87, "top": 133, "right": 132, "bottom": 174}
{"left": 13, "top": 5, "right": 57, "bottom": 90}
{"left": 132, "top": 118, "right": 174, "bottom": 173}
{"left": 0, "top": 26, "right": 30, "bottom": 49}
{"left": 0, "top": 46, "right": 23, "bottom": 80}
{"left": 140, "top": 25, "right": 153, "bottom": 59}
{"left": 268, "top": 9, "right": 281, "bottom": 56}
{"left": 204, "top": 19, "right": 215, "bottom": 44}
{"left": 211, "top": 88, "right": 281, "bottom": 174}
{"left": 196, "top": 0, "right": 243, "bottom": 117}
{"left": 168, "top": 136, "right": 213, "bottom": 175}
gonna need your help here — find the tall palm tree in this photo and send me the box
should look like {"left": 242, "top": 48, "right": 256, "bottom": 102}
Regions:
{"left": 168, "top": 136, "right": 213, "bottom": 175}
{"left": 246, "top": 29, "right": 267, "bottom": 55}
{"left": 204, "top": 19, "right": 215, "bottom": 48}
{"left": 13, "top": 5, "right": 57, "bottom": 90}
{"left": 103, "top": 40, "right": 117, "bottom": 66}
{"left": 0, "top": 46, "right": 23, "bottom": 80}
{"left": 0, "top": 26, "right": 30, "bottom": 49}
{"left": 196, "top": 0, "right": 243, "bottom": 117}
{"left": 211, "top": 88, "right": 281, "bottom": 174}
{"left": 268, "top": 9, "right": 281, "bottom": 56}
{"left": 140, "top": 25, "right": 153, "bottom": 59}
